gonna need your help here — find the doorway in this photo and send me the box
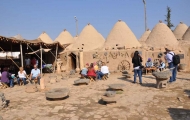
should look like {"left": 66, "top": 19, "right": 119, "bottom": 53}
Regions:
{"left": 68, "top": 53, "right": 76, "bottom": 71}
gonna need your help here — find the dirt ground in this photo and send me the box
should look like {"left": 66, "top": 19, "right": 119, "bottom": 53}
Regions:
{"left": 0, "top": 71, "right": 190, "bottom": 120}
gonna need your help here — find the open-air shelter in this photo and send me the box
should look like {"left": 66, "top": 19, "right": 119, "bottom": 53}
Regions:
{"left": 0, "top": 35, "right": 69, "bottom": 74}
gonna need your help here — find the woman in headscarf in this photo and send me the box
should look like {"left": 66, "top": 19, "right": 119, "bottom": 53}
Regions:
{"left": 132, "top": 51, "right": 143, "bottom": 84}
{"left": 146, "top": 58, "right": 153, "bottom": 68}
{"left": 1, "top": 67, "right": 14, "bottom": 87}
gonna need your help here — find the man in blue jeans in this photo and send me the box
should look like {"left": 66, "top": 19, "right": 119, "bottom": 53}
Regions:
{"left": 30, "top": 65, "right": 41, "bottom": 85}
{"left": 165, "top": 48, "right": 177, "bottom": 82}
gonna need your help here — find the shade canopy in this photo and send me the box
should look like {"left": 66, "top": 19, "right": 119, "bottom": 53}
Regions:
{"left": 26, "top": 48, "right": 51, "bottom": 54}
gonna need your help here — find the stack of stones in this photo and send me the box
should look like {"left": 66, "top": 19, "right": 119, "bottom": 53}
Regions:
{"left": 74, "top": 79, "right": 90, "bottom": 85}
{"left": 101, "top": 91, "right": 117, "bottom": 105}
{"left": 122, "top": 70, "right": 132, "bottom": 79}
{"left": 101, "top": 84, "right": 125, "bottom": 105}
{"left": 0, "top": 92, "right": 7, "bottom": 109}
{"left": 152, "top": 70, "right": 171, "bottom": 88}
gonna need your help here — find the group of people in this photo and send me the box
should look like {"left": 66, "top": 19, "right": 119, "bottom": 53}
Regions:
{"left": 0, "top": 48, "right": 179, "bottom": 88}
{"left": 80, "top": 62, "right": 109, "bottom": 80}
{"left": 0, "top": 64, "right": 41, "bottom": 88}
{"left": 132, "top": 48, "right": 178, "bottom": 84}
{"left": 25, "top": 56, "right": 39, "bottom": 74}
{"left": 145, "top": 58, "right": 166, "bottom": 71}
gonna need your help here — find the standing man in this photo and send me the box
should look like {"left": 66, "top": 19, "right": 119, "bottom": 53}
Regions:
{"left": 31, "top": 57, "right": 37, "bottom": 69}
{"left": 25, "top": 56, "right": 31, "bottom": 75}
{"left": 165, "top": 48, "right": 177, "bottom": 83}
{"left": 30, "top": 65, "right": 41, "bottom": 85}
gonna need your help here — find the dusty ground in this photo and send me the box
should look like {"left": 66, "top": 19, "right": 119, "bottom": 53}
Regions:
{"left": 0, "top": 71, "right": 190, "bottom": 120}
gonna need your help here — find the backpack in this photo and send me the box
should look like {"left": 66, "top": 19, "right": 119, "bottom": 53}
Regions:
{"left": 169, "top": 53, "right": 180, "bottom": 65}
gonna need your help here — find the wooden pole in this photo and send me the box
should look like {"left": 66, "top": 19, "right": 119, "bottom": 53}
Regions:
{"left": 143, "top": 0, "right": 147, "bottom": 31}
{"left": 76, "top": 19, "right": 78, "bottom": 36}
{"left": 40, "top": 44, "right": 42, "bottom": 75}
{"left": 54, "top": 43, "right": 58, "bottom": 73}
{"left": 20, "top": 43, "right": 23, "bottom": 67}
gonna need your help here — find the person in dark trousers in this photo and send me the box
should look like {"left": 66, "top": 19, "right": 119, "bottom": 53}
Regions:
{"left": 165, "top": 48, "right": 177, "bottom": 82}
{"left": 132, "top": 51, "right": 143, "bottom": 84}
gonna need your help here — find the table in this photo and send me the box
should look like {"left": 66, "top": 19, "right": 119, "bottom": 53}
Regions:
{"left": 145, "top": 67, "right": 157, "bottom": 74}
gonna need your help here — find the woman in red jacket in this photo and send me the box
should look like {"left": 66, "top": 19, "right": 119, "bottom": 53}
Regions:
{"left": 87, "top": 63, "right": 96, "bottom": 79}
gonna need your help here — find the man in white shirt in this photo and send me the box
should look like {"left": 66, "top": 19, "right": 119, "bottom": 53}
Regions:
{"left": 165, "top": 48, "right": 177, "bottom": 82}
{"left": 30, "top": 65, "right": 41, "bottom": 85}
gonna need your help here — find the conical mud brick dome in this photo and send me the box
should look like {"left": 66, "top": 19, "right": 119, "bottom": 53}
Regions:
{"left": 72, "top": 23, "right": 105, "bottom": 51}
{"left": 38, "top": 32, "right": 53, "bottom": 44}
{"left": 105, "top": 20, "right": 141, "bottom": 48}
{"left": 139, "top": 29, "right": 151, "bottom": 42}
{"left": 55, "top": 29, "right": 74, "bottom": 45}
{"left": 13, "top": 34, "right": 24, "bottom": 40}
{"left": 145, "top": 21, "right": 178, "bottom": 47}
{"left": 73, "top": 36, "right": 78, "bottom": 40}
{"left": 183, "top": 26, "right": 190, "bottom": 41}
{"left": 173, "top": 22, "right": 188, "bottom": 40}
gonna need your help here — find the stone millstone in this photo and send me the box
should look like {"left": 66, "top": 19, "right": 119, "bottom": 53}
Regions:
{"left": 108, "top": 84, "right": 125, "bottom": 91}
{"left": 122, "top": 70, "right": 128, "bottom": 74}
{"left": 152, "top": 70, "right": 171, "bottom": 80}
{"left": 74, "top": 79, "right": 90, "bottom": 85}
{"left": 122, "top": 74, "right": 131, "bottom": 78}
{"left": 45, "top": 88, "right": 69, "bottom": 99}
{"left": 25, "top": 85, "right": 38, "bottom": 93}
{"left": 101, "top": 96, "right": 117, "bottom": 103}
{"left": 105, "top": 91, "right": 116, "bottom": 97}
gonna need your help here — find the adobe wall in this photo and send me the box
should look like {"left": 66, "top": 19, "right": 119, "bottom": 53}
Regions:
{"left": 60, "top": 47, "right": 187, "bottom": 72}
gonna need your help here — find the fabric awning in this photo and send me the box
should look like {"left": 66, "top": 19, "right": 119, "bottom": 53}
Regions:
{"left": 26, "top": 48, "right": 51, "bottom": 54}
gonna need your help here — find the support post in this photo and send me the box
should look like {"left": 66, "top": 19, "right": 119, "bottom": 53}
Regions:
{"left": 40, "top": 44, "right": 42, "bottom": 75}
{"left": 20, "top": 43, "right": 23, "bottom": 67}
{"left": 79, "top": 52, "right": 84, "bottom": 69}
{"left": 54, "top": 43, "right": 58, "bottom": 73}
{"left": 75, "top": 52, "right": 80, "bottom": 72}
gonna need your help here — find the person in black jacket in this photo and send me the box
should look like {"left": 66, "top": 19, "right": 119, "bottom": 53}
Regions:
{"left": 132, "top": 51, "right": 143, "bottom": 84}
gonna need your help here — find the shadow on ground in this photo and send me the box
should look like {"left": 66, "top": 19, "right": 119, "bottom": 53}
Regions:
{"left": 184, "top": 90, "right": 190, "bottom": 97}
{"left": 176, "top": 77, "right": 190, "bottom": 81}
{"left": 98, "top": 99, "right": 106, "bottom": 105}
{"left": 168, "top": 108, "right": 190, "bottom": 120}
{"left": 46, "top": 95, "right": 69, "bottom": 101}
{"left": 117, "top": 77, "right": 133, "bottom": 83}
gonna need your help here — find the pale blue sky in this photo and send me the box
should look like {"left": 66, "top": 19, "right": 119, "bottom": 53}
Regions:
{"left": 0, "top": 0, "right": 189, "bottom": 40}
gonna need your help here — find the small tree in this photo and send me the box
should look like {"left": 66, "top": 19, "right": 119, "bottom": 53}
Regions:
{"left": 165, "top": 6, "right": 174, "bottom": 29}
